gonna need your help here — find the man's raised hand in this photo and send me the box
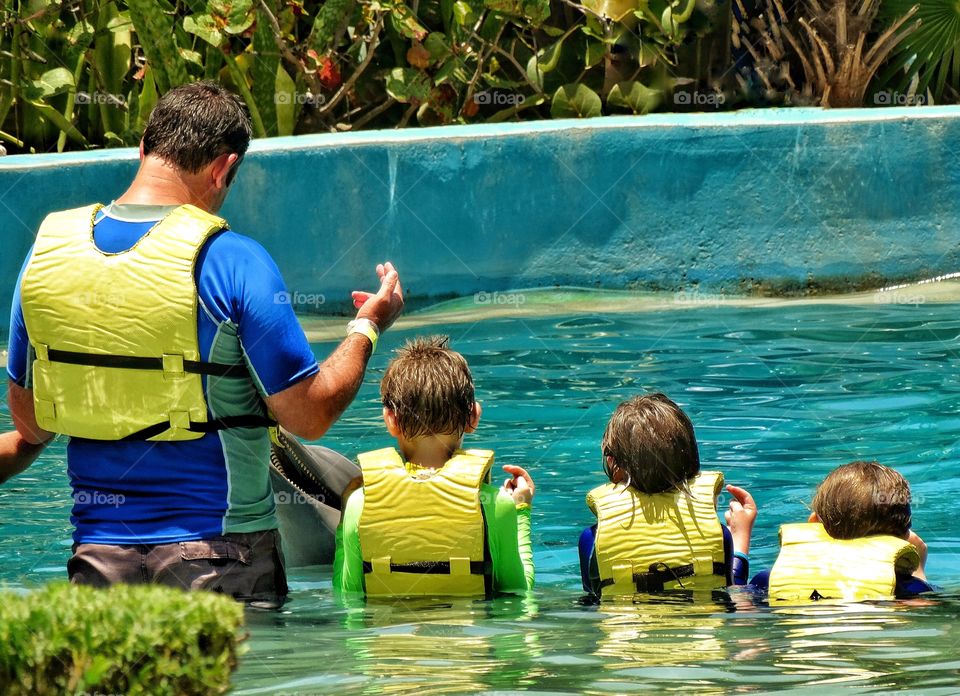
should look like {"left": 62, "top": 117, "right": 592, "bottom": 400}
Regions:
{"left": 352, "top": 262, "right": 404, "bottom": 332}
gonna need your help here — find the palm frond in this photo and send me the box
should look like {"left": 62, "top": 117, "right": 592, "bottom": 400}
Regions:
{"left": 878, "top": 0, "right": 960, "bottom": 100}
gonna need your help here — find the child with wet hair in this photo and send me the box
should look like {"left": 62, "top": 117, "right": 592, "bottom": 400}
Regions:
{"left": 759, "top": 461, "right": 932, "bottom": 599}
{"left": 579, "top": 393, "right": 757, "bottom": 597}
{"left": 334, "top": 336, "right": 535, "bottom": 597}
{"left": 812, "top": 461, "right": 922, "bottom": 546}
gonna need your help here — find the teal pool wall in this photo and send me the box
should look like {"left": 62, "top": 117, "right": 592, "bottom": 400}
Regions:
{"left": 2, "top": 106, "right": 960, "bottom": 328}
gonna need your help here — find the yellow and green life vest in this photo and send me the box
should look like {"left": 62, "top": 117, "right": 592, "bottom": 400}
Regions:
{"left": 357, "top": 447, "right": 494, "bottom": 597}
{"left": 19, "top": 203, "right": 273, "bottom": 442}
{"left": 768, "top": 522, "right": 920, "bottom": 602}
{"left": 587, "top": 471, "right": 727, "bottom": 596}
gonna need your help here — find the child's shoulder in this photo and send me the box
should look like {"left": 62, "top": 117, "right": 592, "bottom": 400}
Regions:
{"left": 342, "top": 476, "right": 365, "bottom": 512}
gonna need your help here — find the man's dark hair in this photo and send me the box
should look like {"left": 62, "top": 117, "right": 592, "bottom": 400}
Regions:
{"left": 142, "top": 81, "right": 252, "bottom": 175}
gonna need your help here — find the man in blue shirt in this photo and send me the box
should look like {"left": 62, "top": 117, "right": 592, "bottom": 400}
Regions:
{"left": 6, "top": 82, "right": 404, "bottom": 608}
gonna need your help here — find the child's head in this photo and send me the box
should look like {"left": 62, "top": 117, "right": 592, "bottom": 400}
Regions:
{"left": 601, "top": 393, "right": 700, "bottom": 494}
{"left": 811, "top": 461, "right": 912, "bottom": 539}
{"left": 380, "top": 336, "right": 480, "bottom": 445}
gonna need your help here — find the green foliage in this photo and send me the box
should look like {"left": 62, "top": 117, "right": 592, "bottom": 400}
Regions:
{"left": 0, "top": 0, "right": 743, "bottom": 153}
{"left": 551, "top": 83, "right": 603, "bottom": 117}
{"left": 386, "top": 67, "right": 433, "bottom": 103}
{"left": 8, "top": 0, "right": 941, "bottom": 153}
{"left": 607, "top": 80, "right": 663, "bottom": 113}
{"left": 307, "top": 0, "right": 356, "bottom": 53}
{"left": 877, "top": 0, "right": 960, "bottom": 101}
{"left": 252, "top": 2, "right": 282, "bottom": 137}
{"left": 127, "top": 0, "right": 189, "bottom": 93}
{"left": 1, "top": 1, "right": 145, "bottom": 152}
{"left": 0, "top": 582, "right": 246, "bottom": 696}
{"left": 0, "top": 0, "right": 949, "bottom": 158}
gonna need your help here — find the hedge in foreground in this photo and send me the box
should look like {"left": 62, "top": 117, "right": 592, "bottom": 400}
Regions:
{"left": 0, "top": 582, "right": 246, "bottom": 696}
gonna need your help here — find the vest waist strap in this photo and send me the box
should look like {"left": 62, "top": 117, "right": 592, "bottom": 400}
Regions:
{"left": 42, "top": 348, "right": 250, "bottom": 378}
{"left": 361, "top": 559, "right": 491, "bottom": 576}
{"left": 599, "top": 561, "right": 726, "bottom": 593}
{"left": 120, "top": 415, "right": 275, "bottom": 441}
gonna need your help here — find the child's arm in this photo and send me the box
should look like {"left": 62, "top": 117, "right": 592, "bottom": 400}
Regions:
{"left": 907, "top": 530, "right": 928, "bottom": 581}
{"left": 484, "top": 465, "right": 536, "bottom": 593}
{"left": 332, "top": 487, "right": 366, "bottom": 596}
{"left": 515, "top": 506, "right": 534, "bottom": 590}
{"left": 578, "top": 525, "right": 600, "bottom": 595}
{"left": 724, "top": 484, "right": 758, "bottom": 585}
{"left": 0, "top": 430, "right": 45, "bottom": 484}
{"left": 482, "top": 487, "right": 528, "bottom": 592}
{"left": 504, "top": 465, "right": 535, "bottom": 590}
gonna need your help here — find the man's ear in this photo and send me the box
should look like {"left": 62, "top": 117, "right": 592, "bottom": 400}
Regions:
{"left": 464, "top": 402, "right": 482, "bottom": 433}
{"left": 209, "top": 152, "right": 239, "bottom": 190}
{"left": 383, "top": 407, "right": 401, "bottom": 438}
{"left": 139, "top": 139, "right": 145, "bottom": 161}
{"left": 808, "top": 511, "right": 820, "bottom": 523}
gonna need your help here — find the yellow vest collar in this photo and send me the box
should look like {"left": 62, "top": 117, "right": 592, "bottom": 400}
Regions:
{"left": 769, "top": 522, "right": 920, "bottom": 602}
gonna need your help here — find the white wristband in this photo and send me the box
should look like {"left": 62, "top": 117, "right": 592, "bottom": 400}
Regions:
{"left": 347, "top": 318, "right": 380, "bottom": 353}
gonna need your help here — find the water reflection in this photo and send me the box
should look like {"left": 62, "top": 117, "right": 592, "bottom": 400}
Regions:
{"left": 768, "top": 602, "right": 921, "bottom": 686}
{"left": 594, "top": 597, "right": 729, "bottom": 667}
{"left": 337, "top": 597, "right": 543, "bottom": 695}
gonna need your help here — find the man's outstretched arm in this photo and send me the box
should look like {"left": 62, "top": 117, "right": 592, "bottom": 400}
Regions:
{"left": 266, "top": 263, "right": 404, "bottom": 441}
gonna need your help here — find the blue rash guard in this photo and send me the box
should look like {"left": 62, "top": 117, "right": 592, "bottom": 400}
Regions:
{"left": 7, "top": 203, "right": 319, "bottom": 545}
{"left": 578, "top": 524, "right": 748, "bottom": 596}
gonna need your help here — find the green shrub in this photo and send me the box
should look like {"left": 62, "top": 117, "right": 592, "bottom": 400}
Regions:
{"left": 1, "top": 0, "right": 734, "bottom": 154}
{"left": 0, "top": 582, "right": 246, "bottom": 696}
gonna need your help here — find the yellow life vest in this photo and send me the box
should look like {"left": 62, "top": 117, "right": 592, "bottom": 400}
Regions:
{"left": 357, "top": 447, "right": 494, "bottom": 597}
{"left": 768, "top": 523, "right": 920, "bottom": 602}
{"left": 587, "top": 472, "right": 726, "bottom": 596}
{"left": 20, "top": 204, "right": 272, "bottom": 442}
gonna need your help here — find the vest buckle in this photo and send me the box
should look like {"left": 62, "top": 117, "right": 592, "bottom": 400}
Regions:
{"left": 162, "top": 354, "right": 185, "bottom": 379}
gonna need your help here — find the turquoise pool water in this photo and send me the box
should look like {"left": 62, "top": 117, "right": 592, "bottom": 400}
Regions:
{"left": 4, "top": 291, "right": 960, "bottom": 693}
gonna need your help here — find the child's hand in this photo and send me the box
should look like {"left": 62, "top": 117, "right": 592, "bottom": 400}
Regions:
{"left": 503, "top": 465, "right": 535, "bottom": 506}
{"left": 724, "top": 484, "right": 757, "bottom": 556}
{"left": 907, "top": 530, "right": 928, "bottom": 580}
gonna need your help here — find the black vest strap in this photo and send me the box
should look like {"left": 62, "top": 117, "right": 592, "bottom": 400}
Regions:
{"left": 599, "top": 561, "right": 727, "bottom": 593}
{"left": 120, "top": 415, "right": 276, "bottom": 441}
{"left": 45, "top": 348, "right": 250, "bottom": 378}
{"left": 362, "top": 560, "right": 491, "bottom": 576}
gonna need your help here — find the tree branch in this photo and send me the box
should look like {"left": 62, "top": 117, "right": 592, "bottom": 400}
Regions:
{"left": 317, "top": 15, "right": 384, "bottom": 117}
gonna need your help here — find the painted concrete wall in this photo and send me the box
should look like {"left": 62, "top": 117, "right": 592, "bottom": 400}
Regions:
{"left": 2, "top": 107, "right": 959, "bottom": 331}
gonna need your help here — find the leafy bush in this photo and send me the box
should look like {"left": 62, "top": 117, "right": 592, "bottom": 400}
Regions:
{"left": 0, "top": 582, "right": 246, "bottom": 696}
{"left": 0, "top": 0, "right": 733, "bottom": 154}
{"left": 3, "top": 0, "right": 957, "bottom": 155}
